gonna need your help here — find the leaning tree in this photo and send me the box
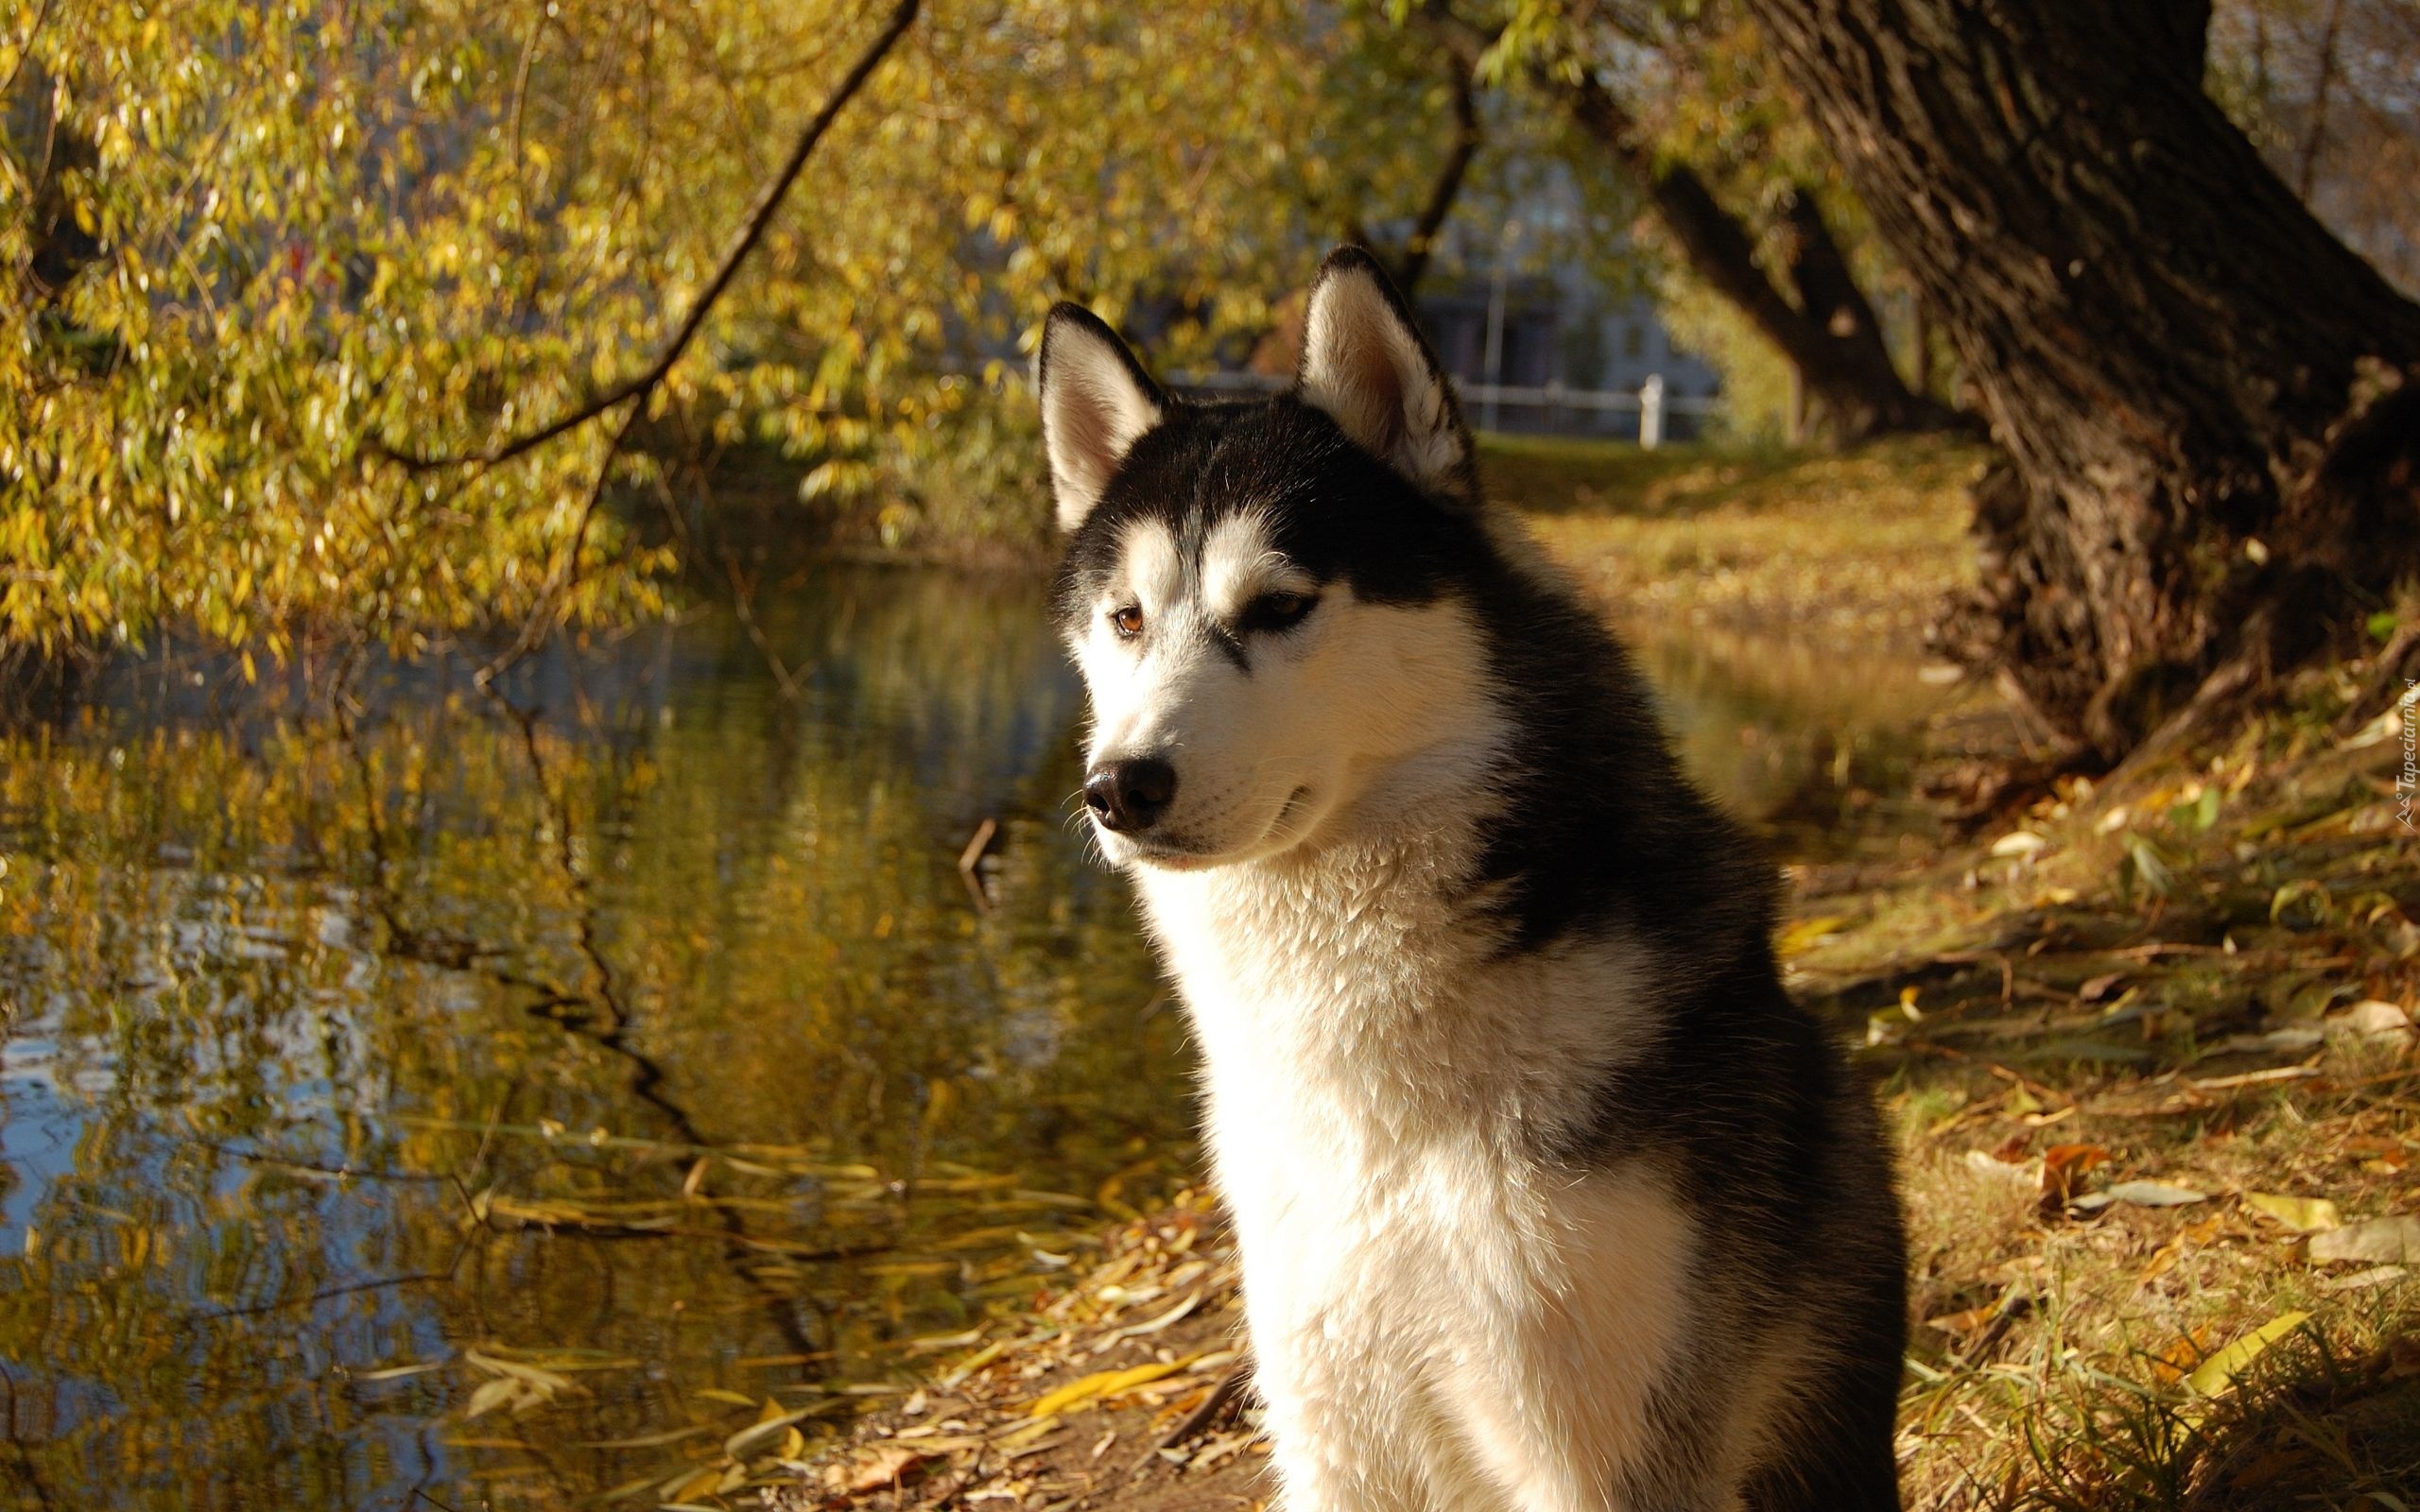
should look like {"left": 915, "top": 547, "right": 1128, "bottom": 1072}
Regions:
{"left": 1431, "top": 2, "right": 1959, "bottom": 444}
{"left": 1736, "top": 0, "right": 2420, "bottom": 760}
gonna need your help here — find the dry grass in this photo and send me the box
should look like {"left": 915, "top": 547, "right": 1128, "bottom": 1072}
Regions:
{"left": 1793, "top": 662, "right": 2420, "bottom": 1511}
{"left": 1486, "top": 434, "right": 1988, "bottom": 645}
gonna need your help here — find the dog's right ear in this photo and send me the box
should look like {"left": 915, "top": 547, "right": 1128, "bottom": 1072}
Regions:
{"left": 1036, "top": 304, "right": 1166, "bottom": 534}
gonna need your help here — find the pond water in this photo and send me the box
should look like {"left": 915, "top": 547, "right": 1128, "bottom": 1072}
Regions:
{"left": 0, "top": 564, "right": 1949, "bottom": 1509}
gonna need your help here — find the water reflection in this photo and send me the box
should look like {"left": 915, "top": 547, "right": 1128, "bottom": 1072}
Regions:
{"left": 0, "top": 569, "right": 1949, "bottom": 1508}
{"left": 1634, "top": 624, "right": 1952, "bottom": 862}
{"left": 0, "top": 568, "right": 1180, "bottom": 1509}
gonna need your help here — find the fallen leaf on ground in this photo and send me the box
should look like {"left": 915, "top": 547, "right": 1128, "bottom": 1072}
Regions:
{"left": 822, "top": 1444, "right": 929, "bottom": 1497}
{"left": 2310, "top": 1216, "right": 2420, "bottom": 1265}
{"left": 1028, "top": 1359, "right": 1187, "bottom": 1420}
{"left": 2075, "top": 1180, "right": 2207, "bottom": 1211}
{"left": 1775, "top": 916, "right": 1848, "bottom": 956}
{"left": 2186, "top": 1311, "right": 2310, "bottom": 1398}
{"left": 2206, "top": 1027, "right": 2326, "bottom": 1057}
{"left": 2150, "top": 1325, "right": 2218, "bottom": 1385}
{"left": 2331, "top": 999, "right": 2415, "bottom": 1050}
{"left": 1924, "top": 1303, "right": 1999, "bottom": 1335}
{"left": 2242, "top": 1193, "right": 2342, "bottom": 1232}
{"left": 2321, "top": 1265, "right": 2409, "bottom": 1293}
{"left": 726, "top": 1403, "right": 822, "bottom": 1460}
{"left": 2138, "top": 1214, "right": 2225, "bottom": 1286}
{"left": 2225, "top": 1447, "right": 2314, "bottom": 1491}
{"left": 2041, "top": 1143, "right": 2109, "bottom": 1208}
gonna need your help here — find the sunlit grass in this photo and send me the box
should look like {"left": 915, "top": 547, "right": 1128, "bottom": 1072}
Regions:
{"left": 1487, "top": 433, "right": 1990, "bottom": 644}
{"left": 1791, "top": 662, "right": 2420, "bottom": 1510}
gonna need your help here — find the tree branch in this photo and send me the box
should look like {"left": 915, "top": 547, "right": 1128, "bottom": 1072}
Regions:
{"left": 376, "top": 0, "right": 921, "bottom": 473}
{"left": 1394, "top": 46, "right": 1484, "bottom": 294}
{"left": 2296, "top": 0, "right": 2346, "bottom": 198}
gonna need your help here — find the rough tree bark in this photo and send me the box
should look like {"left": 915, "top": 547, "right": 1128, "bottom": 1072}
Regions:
{"left": 1739, "top": 0, "right": 2420, "bottom": 760}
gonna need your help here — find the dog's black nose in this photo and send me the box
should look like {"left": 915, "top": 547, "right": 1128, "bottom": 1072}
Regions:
{"left": 1084, "top": 758, "right": 1177, "bottom": 833}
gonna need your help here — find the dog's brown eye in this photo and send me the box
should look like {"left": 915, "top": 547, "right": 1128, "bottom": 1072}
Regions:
{"left": 1112, "top": 605, "right": 1145, "bottom": 639}
{"left": 1240, "top": 592, "right": 1317, "bottom": 634}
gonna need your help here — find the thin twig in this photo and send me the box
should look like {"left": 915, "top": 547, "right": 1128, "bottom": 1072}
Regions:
{"left": 2296, "top": 0, "right": 2347, "bottom": 198}
{"left": 1393, "top": 43, "right": 1483, "bottom": 294}
{"left": 373, "top": 0, "right": 921, "bottom": 473}
{"left": 0, "top": 0, "right": 55, "bottom": 100}
{"left": 1133, "top": 1362, "right": 1251, "bottom": 1477}
{"left": 473, "top": 395, "right": 641, "bottom": 687}
{"left": 191, "top": 1234, "right": 480, "bottom": 1322}
{"left": 722, "top": 554, "right": 804, "bottom": 700}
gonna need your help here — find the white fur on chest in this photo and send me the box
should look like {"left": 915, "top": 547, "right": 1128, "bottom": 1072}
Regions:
{"left": 1136, "top": 839, "right": 1693, "bottom": 1511}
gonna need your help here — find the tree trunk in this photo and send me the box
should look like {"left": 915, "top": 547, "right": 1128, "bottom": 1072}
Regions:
{"left": 1559, "top": 72, "right": 1961, "bottom": 445}
{"left": 1419, "top": 5, "right": 1958, "bottom": 445}
{"left": 1739, "top": 0, "right": 2420, "bottom": 760}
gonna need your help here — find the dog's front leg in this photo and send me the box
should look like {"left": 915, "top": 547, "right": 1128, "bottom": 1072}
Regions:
{"left": 1253, "top": 1346, "right": 1444, "bottom": 1512}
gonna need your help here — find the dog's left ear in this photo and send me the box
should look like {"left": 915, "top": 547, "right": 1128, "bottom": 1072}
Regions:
{"left": 1297, "top": 246, "right": 1477, "bottom": 506}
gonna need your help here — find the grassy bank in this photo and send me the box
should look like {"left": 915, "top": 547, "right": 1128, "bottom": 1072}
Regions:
{"left": 1492, "top": 434, "right": 1987, "bottom": 646}
{"left": 631, "top": 438, "right": 2419, "bottom": 1512}
{"left": 695, "top": 430, "right": 1990, "bottom": 613}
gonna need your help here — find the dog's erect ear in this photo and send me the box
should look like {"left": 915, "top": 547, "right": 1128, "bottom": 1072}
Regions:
{"left": 1037, "top": 304, "right": 1166, "bottom": 533}
{"left": 1296, "top": 246, "right": 1476, "bottom": 505}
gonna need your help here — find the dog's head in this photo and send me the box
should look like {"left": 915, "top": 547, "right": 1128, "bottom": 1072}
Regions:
{"left": 1042, "top": 247, "right": 1500, "bottom": 871}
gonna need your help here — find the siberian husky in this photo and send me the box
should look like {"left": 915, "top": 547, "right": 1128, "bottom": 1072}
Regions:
{"left": 1037, "top": 248, "right": 1907, "bottom": 1512}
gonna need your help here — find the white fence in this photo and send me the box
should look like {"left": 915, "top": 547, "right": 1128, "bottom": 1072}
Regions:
{"left": 1167, "top": 369, "right": 1715, "bottom": 449}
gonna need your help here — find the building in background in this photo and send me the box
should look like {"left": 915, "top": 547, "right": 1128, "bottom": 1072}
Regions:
{"left": 1414, "top": 275, "right": 1720, "bottom": 441}
{"left": 1405, "top": 184, "right": 1723, "bottom": 442}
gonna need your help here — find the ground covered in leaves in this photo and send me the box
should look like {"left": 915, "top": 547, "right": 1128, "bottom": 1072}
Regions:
{"left": 617, "top": 444, "right": 2416, "bottom": 1512}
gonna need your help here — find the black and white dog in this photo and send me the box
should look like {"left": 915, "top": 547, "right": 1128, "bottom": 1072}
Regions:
{"left": 1038, "top": 248, "right": 1907, "bottom": 1511}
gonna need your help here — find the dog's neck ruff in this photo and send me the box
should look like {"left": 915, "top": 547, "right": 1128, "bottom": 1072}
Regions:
{"left": 1129, "top": 726, "right": 1651, "bottom": 1158}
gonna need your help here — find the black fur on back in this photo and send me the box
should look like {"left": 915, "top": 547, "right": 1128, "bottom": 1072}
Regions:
{"left": 1054, "top": 387, "right": 1908, "bottom": 1511}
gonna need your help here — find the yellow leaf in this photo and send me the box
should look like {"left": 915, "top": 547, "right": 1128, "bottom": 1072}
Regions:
{"left": 2186, "top": 1311, "right": 2309, "bottom": 1398}
{"left": 1776, "top": 916, "right": 1848, "bottom": 957}
{"left": 464, "top": 1377, "right": 522, "bottom": 1418}
{"left": 668, "top": 1466, "right": 724, "bottom": 1502}
{"left": 1028, "top": 1359, "right": 1186, "bottom": 1419}
{"left": 724, "top": 1404, "right": 818, "bottom": 1460}
{"left": 940, "top": 1338, "right": 1006, "bottom": 1386}
{"left": 991, "top": 1416, "right": 1061, "bottom": 1452}
{"left": 2241, "top": 1193, "right": 2342, "bottom": 1233}
{"left": 355, "top": 1359, "right": 445, "bottom": 1383}
{"left": 462, "top": 1349, "right": 574, "bottom": 1394}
